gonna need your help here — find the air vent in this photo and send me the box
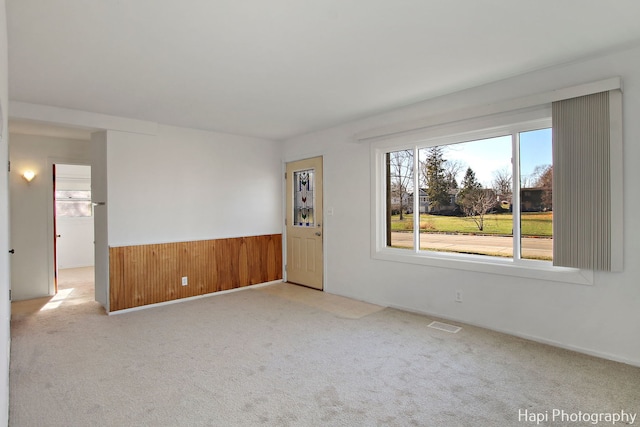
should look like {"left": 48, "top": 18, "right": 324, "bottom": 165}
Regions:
{"left": 428, "top": 321, "right": 462, "bottom": 333}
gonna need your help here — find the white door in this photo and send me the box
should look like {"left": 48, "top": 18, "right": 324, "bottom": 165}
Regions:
{"left": 286, "top": 157, "right": 323, "bottom": 290}
{"left": 54, "top": 164, "right": 94, "bottom": 277}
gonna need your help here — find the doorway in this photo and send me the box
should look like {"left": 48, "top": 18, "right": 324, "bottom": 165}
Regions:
{"left": 53, "top": 164, "right": 94, "bottom": 294}
{"left": 285, "top": 156, "right": 323, "bottom": 290}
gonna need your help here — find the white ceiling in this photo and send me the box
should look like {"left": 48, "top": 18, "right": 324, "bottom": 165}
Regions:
{"left": 7, "top": 1, "right": 640, "bottom": 141}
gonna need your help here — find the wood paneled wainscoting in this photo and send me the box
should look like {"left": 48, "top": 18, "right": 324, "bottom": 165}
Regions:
{"left": 109, "top": 234, "right": 282, "bottom": 311}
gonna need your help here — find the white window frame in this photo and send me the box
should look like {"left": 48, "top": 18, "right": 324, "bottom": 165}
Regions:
{"left": 370, "top": 107, "right": 594, "bottom": 285}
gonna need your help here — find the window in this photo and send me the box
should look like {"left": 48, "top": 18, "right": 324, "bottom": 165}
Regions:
{"left": 368, "top": 79, "right": 622, "bottom": 283}
{"left": 371, "top": 116, "right": 591, "bottom": 283}
{"left": 384, "top": 120, "right": 552, "bottom": 263}
{"left": 55, "top": 190, "right": 92, "bottom": 217}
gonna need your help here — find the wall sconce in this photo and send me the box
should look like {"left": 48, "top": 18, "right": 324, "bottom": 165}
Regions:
{"left": 22, "top": 170, "right": 36, "bottom": 183}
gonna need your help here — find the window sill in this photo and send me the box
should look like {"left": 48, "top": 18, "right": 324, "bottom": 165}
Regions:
{"left": 373, "top": 247, "right": 594, "bottom": 285}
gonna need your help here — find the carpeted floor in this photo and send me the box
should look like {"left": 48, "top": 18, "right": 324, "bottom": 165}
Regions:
{"left": 9, "top": 268, "right": 640, "bottom": 426}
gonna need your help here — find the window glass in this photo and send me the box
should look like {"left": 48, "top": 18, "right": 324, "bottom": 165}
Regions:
{"left": 519, "top": 128, "right": 553, "bottom": 261}
{"left": 293, "top": 169, "right": 315, "bottom": 227}
{"left": 416, "top": 136, "right": 512, "bottom": 257}
{"left": 55, "top": 190, "right": 92, "bottom": 217}
{"left": 384, "top": 127, "right": 551, "bottom": 263}
{"left": 386, "top": 150, "right": 414, "bottom": 249}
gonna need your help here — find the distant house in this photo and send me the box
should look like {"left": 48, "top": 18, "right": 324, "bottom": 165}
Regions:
{"left": 407, "top": 189, "right": 459, "bottom": 214}
{"left": 521, "top": 187, "right": 552, "bottom": 212}
{"left": 390, "top": 191, "right": 411, "bottom": 215}
{"left": 405, "top": 189, "right": 428, "bottom": 213}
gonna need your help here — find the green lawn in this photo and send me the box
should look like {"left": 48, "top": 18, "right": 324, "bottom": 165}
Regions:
{"left": 391, "top": 212, "right": 552, "bottom": 237}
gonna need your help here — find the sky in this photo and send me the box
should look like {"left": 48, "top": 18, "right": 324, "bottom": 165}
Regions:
{"left": 419, "top": 128, "right": 552, "bottom": 188}
{"left": 519, "top": 128, "right": 553, "bottom": 183}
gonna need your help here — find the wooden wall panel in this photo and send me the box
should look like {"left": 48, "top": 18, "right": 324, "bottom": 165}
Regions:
{"left": 109, "top": 234, "right": 282, "bottom": 311}
{"left": 109, "top": 246, "right": 125, "bottom": 311}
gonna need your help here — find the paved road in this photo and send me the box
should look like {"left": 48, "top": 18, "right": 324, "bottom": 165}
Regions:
{"left": 391, "top": 232, "right": 552, "bottom": 259}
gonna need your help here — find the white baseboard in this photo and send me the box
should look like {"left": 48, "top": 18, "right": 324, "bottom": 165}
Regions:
{"left": 387, "top": 302, "right": 640, "bottom": 368}
{"left": 108, "top": 280, "right": 283, "bottom": 315}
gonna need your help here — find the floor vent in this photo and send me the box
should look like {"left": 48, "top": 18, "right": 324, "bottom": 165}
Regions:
{"left": 428, "top": 321, "right": 462, "bottom": 334}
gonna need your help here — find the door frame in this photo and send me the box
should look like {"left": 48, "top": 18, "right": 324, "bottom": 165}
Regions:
{"left": 47, "top": 159, "right": 94, "bottom": 296}
{"left": 282, "top": 155, "right": 325, "bottom": 290}
{"left": 52, "top": 164, "right": 58, "bottom": 294}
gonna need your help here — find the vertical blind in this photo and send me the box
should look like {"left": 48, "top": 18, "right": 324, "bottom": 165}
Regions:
{"left": 552, "top": 90, "right": 621, "bottom": 271}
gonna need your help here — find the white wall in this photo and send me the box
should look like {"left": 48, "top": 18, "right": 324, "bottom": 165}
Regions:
{"left": 91, "top": 131, "right": 109, "bottom": 310}
{"left": 8, "top": 133, "right": 90, "bottom": 300}
{"left": 0, "top": 1, "right": 10, "bottom": 424}
{"left": 6, "top": 113, "right": 282, "bottom": 312}
{"left": 106, "top": 125, "right": 282, "bottom": 246}
{"left": 282, "top": 44, "right": 640, "bottom": 366}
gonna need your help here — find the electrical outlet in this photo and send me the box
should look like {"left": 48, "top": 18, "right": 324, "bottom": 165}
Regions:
{"left": 181, "top": 276, "right": 188, "bottom": 286}
{"left": 455, "top": 290, "right": 463, "bottom": 303}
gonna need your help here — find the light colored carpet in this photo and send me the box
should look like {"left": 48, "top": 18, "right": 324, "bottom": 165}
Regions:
{"left": 256, "top": 282, "right": 384, "bottom": 319}
{"left": 9, "top": 268, "right": 640, "bottom": 426}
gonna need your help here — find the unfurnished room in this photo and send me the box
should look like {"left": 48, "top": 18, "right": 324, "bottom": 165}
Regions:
{"left": 0, "top": 1, "right": 639, "bottom": 426}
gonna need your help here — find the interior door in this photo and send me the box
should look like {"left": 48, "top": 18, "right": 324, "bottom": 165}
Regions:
{"left": 52, "top": 164, "right": 59, "bottom": 294}
{"left": 286, "top": 156, "right": 323, "bottom": 290}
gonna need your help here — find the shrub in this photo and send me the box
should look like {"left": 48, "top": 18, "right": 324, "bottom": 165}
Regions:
{"left": 420, "top": 220, "right": 436, "bottom": 231}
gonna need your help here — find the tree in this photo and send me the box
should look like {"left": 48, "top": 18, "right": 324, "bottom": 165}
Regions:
{"left": 458, "top": 167, "right": 495, "bottom": 231}
{"left": 443, "top": 159, "right": 463, "bottom": 192}
{"left": 423, "top": 146, "right": 450, "bottom": 213}
{"left": 492, "top": 168, "right": 512, "bottom": 205}
{"left": 461, "top": 190, "right": 496, "bottom": 231}
{"left": 534, "top": 165, "right": 552, "bottom": 210}
{"left": 458, "top": 167, "right": 481, "bottom": 205}
{"left": 388, "top": 150, "right": 414, "bottom": 220}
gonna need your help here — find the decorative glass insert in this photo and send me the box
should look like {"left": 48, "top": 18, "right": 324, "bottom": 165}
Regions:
{"left": 294, "top": 169, "right": 315, "bottom": 227}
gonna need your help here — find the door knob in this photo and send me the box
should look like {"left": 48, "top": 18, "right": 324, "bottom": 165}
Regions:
{"left": 8, "top": 249, "right": 14, "bottom": 254}
{"left": 315, "top": 232, "right": 321, "bottom": 236}
{"left": 56, "top": 234, "right": 61, "bottom": 238}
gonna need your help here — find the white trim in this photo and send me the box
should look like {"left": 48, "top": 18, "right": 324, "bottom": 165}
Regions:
{"left": 412, "top": 149, "right": 420, "bottom": 251}
{"left": 375, "top": 249, "right": 593, "bottom": 285}
{"left": 387, "top": 303, "right": 639, "bottom": 368}
{"left": 47, "top": 158, "right": 93, "bottom": 296}
{"left": 609, "top": 89, "right": 624, "bottom": 272}
{"left": 108, "top": 280, "right": 283, "bottom": 315}
{"left": 9, "top": 101, "right": 158, "bottom": 136}
{"left": 355, "top": 77, "right": 621, "bottom": 142}
{"left": 281, "top": 160, "right": 288, "bottom": 283}
{"left": 366, "top": 106, "right": 551, "bottom": 149}
{"left": 511, "top": 132, "right": 522, "bottom": 260}
{"left": 313, "top": 287, "right": 638, "bottom": 367}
